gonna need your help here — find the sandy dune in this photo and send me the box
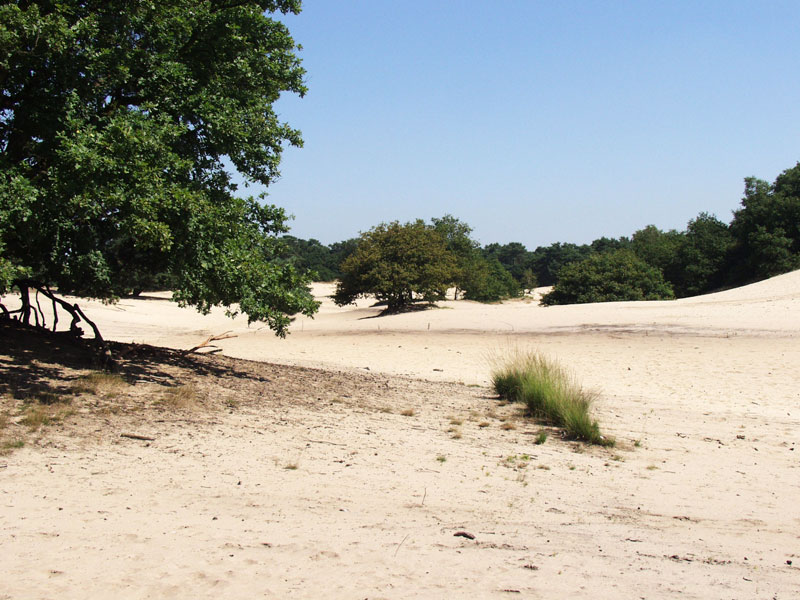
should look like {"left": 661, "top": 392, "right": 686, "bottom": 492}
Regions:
{"left": 2, "top": 271, "right": 799, "bottom": 598}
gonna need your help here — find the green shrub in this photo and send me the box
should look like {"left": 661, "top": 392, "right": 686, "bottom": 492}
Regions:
{"left": 541, "top": 249, "right": 673, "bottom": 305}
{"left": 462, "top": 257, "right": 520, "bottom": 302}
{"left": 490, "top": 351, "right": 613, "bottom": 446}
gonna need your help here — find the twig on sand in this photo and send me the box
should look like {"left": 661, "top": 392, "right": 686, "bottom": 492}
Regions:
{"left": 305, "top": 439, "right": 347, "bottom": 446}
{"left": 182, "top": 331, "right": 237, "bottom": 355}
{"left": 394, "top": 534, "right": 410, "bottom": 557}
{"left": 121, "top": 433, "right": 156, "bottom": 441}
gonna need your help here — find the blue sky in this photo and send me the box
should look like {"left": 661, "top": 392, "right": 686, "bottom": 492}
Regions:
{"left": 250, "top": 1, "right": 800, "bottom": 248}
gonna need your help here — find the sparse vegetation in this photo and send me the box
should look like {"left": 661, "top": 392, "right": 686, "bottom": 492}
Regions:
{"left": 535, "top": 431, "right": 548, "bottom": 445}
{"left": 490, "top": 350, "right": 614, "bottom": 446}
{"left": 1, "top": 439, "right": 25, "bottom": 454}
{"left": 400, "top": 408, "right": 415, "bottom": 417}
{"left": 20, "top": 406, "right": 53, "bottom": 430}
{"left": 71, "top": 372, "right": 129, "bottom": 396}
{"left": 160, "top": 384, "right": 200, "bottom": 409}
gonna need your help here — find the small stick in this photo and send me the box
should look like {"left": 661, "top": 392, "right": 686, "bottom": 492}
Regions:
{"left": 305, "top": 439, "right": 347, "bottom": 446}
{"left": 393, "top": 534, "right": 409, "bottom": 557}
{"left": 121, "top": 433, "right": 155, "bottom": 441}
{"left": 421, "top": 487, "right": 427, "bottom": 506}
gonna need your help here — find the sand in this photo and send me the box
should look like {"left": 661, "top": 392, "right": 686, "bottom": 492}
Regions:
{"left": 2, "top": 271, "right": 799, "bottom": 598}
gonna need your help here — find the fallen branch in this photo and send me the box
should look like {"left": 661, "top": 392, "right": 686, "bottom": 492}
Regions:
{"left": 305, "top": 438, "right": 348, "bottom": 446}
{"left": 120, "top": 433, "right": 156, "bottom": 441}
{"left": 182, "top": 331, "right": 237, "bottom": 355}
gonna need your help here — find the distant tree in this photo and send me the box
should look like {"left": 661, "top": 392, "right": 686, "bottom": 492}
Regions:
{"left": 431, "top": 214, "right": 480, "bottom": 299}
{"left": 327, "top": 238, "right": 360, "bottom": 279}
{"left": 462, "top": 256, "right": 520, "bottom": 302}
{"left": 280, "top": 236, "right": 340, "bottom": 281}
{"left": 0, "top": 1, "right": 317, "bottom": 340}
{"left": 675, "top": 213, "right": 734, "bottom": 297}
{"left": 629, "top": 225, "right": 685, "bottom": 286}
{"left": 729, "top": 164, "right": 800, "bottom": 283}
{"left": 590, "top": 236, "right": 630, "bottom": 254}
{"left": 519, "top": 268, "right": 538, "bottom": 294}
{"left": 333, "top": 221, "right": 456, "bottom": 312}
{"left": 529, "top": 242, "right": 592, "bottom": 286}
{"left": 541, "top": 249, "right": 674, "bottom": 305}
{"left": 482, "top": 242, "right": 531, "bottom": 283}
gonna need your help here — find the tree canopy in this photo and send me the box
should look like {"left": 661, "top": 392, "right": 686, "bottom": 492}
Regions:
{"left": 729, "top": 163, "right": 800, "bottom": 283}
{"left": 333, "top": 220, "right": 456, "bottom": 312}
{"left": 0, "top": 0, "right": 318, "bottom": 336}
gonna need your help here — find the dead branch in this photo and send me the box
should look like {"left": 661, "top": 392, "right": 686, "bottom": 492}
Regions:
{"left": 121, "top": 433, "right": 156, "bottom": 441}
{"left": 182, "top": 331, "right": 237, "bottom": 355}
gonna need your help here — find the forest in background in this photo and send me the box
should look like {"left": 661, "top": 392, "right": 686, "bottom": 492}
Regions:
{"left": 279, "top": 162, "right": 800, "bottom": 305}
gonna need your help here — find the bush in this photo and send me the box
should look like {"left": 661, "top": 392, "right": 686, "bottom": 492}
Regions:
{"left": 490, "top": 351, "right": 613, "bottom": 445}
{"left": 541, "top": 249, "right": 673, "bottom": 305}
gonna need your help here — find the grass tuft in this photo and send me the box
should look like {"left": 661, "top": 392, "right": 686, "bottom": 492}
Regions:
{"left": 1, "top": 438, "right": 25, "bottom": 455}
{"left": 160, "top": 384, "right": 199, "bottom": 409}
{"left": 490, "top": 350, "right": 614, "bottom": 446}
{"left": 71, "top": 372, "right": 128, "bottom": 396}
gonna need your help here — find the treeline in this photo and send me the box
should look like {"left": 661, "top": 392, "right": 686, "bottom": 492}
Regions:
{"left": 281, "top": 162, "right": 800, "bottom": 305}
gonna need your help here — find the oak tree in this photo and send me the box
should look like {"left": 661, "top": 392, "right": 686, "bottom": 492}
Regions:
{"left": 0, "top": 1, "right": 318, "bottom": 342}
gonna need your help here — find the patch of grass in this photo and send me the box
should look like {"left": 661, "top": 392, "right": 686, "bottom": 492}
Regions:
{"left": 490, "top": 350, "right": 614, "bottom": 446}
{"left": 378, "top": 406, "right": 393, "bottom": 414}
{"left": 20, "top": 403, "right": 72, "bottom": 431}
{"left": 1, "top": 438, "right": 25, "bottom": 455}
{"left": 451, "top": 430, "right": 462, "bottom": 439}
{"left": 535, "top": 431, "right": 548, "bottom": 445}
{"left": 634, "top": 439, "right": 642, "bottom": 448}
{"left": 400, "top": 408, "right": 415, "bottom": 417}
{"left": 160, "top": 384, "right": 199, "bottom": 409}
{"left": 500, "top": 422, "right": 516, "bottom": 431}
{"left": 284, "top": 462, "right": 299, "bottom": 470}
{"left": 448, "top": 416, "right": 463, "bottom": 426}
{"left": 436, "top": 455, "right": 447, "bottom": 463}
{"left": 71, "top": 372, "right": 128, "bottom": 396}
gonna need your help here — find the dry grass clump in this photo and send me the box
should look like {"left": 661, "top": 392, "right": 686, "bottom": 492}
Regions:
{"left": 0, "top": 411, "right": 22, "bottom": 455}
{"left": 71, "top": 372, "right": 128, "bottom": 396}
{"left": 159, "top": 384, "right": 200, "bottom": 409}
{"left": 490, "top": 350, "right": 613, "bottom": 446}
{"left": 16, "top": 388, "right": 75, "bottom": 430}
